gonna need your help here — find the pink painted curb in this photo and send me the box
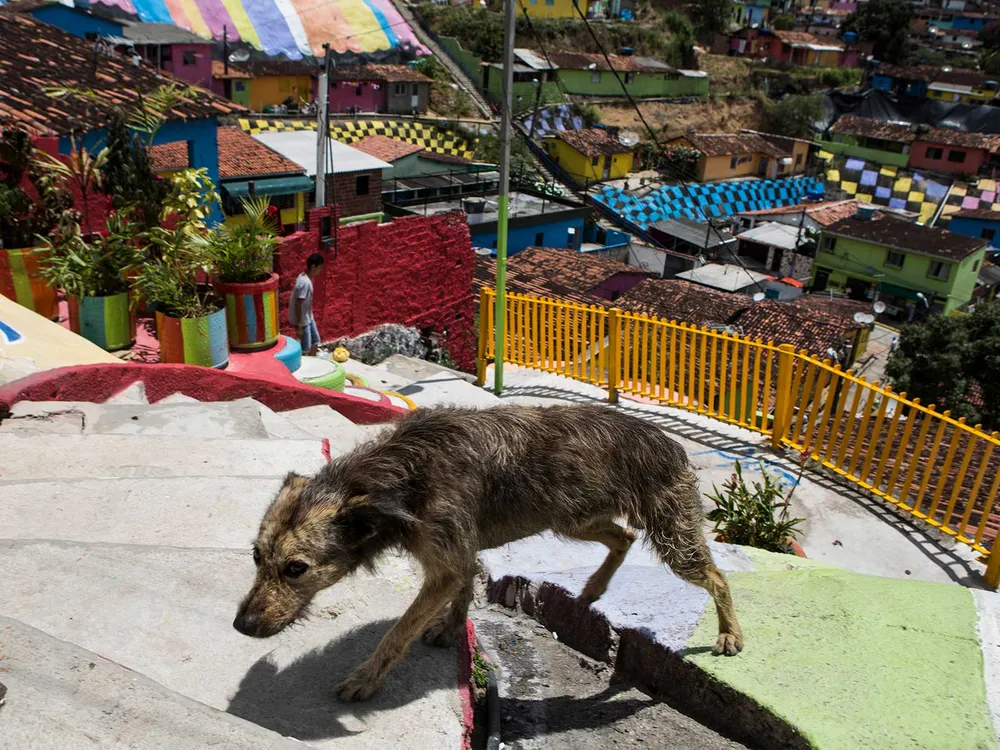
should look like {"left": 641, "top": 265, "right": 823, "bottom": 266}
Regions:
{"left": 457, "top": 619, "right": 476, "bottom": 750}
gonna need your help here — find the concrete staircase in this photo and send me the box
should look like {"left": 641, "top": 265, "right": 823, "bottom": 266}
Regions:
{"left": 0, "top": 371, "right": 476, "bottom": 750}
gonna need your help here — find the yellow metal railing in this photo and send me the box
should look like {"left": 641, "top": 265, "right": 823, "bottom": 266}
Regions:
{"left": 477, "top": 288, "right": 1000, "bottom": 588}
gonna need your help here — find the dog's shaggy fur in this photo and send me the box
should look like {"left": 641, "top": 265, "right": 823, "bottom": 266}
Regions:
{"left": 234, "top": 404, "right": 743, "bottom": 701}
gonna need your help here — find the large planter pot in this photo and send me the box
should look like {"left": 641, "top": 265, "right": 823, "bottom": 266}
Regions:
{"left": 155, "top": 306, "right": 229, "bottom": 368}
{"left": 0, "top": 247, "right": 58, "bottom": 320}
{"left": 68, "top": 292, "right": 136, "bottom": 351}
{"left": 214, "top": 272, "right": 280, "bottom": 351}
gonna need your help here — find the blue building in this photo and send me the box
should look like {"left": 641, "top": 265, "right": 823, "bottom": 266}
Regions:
{"left": 870, "top": 64, "right": 932, "bottom": 98}
{"left": 14, "top": 0, "right": 124, "bottom": 40}
{"left": 948, "top": 208, "right": 1000, "bottom": 252}
{"left": 0, "top": 11, "right": 243, "bottom": 223}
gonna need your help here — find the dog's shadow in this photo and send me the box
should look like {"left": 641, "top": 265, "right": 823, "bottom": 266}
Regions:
{"left": 226, "top": 619, "right": 456, "bottom": 741}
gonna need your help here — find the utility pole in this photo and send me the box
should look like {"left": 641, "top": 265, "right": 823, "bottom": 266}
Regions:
{"left": 315, "top": 43, "right": 331, "bottom": 208}
{"left": 493, "top": 0, "right": 516, "bottom": 394}
{"left": 223, "top": 25, "right": 228, "bottom": 75}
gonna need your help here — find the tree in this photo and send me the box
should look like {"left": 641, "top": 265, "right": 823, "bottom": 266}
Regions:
{"left": 759, "top": 94, "right": 823, "bottom": 139}
{"left": 966, "top": 300, "right": 1000, "bottom": 428}
{"left": 771, "top": 13, "right": 795, "bottom": 31}
{"left": 980, "top": 21, "right": 1000, "bottom": 52}
{"left": 840, "top": 0, "right": 912, "bottom": 65}
{"left": 690, "top": 0, "right": 732, "bottom": 40}
{"left": 663, "top": 11, "right": 697, "bottom": 69}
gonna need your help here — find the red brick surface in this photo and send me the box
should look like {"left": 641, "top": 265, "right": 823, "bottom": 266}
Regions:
{"left": 325, "top": 170, "right": 383, "bottom": 218}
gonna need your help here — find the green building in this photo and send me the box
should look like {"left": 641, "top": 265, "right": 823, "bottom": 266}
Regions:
{"left": 812, "top": 207, "right": 987, "bottom": 317}
{"left": 815, "top": 114, "right": 914, "bottom": 167}
{"left": 547, "top": 51, "right": 709, "bottom": 98}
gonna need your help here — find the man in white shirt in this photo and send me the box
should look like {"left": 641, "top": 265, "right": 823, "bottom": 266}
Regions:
{"left": 288, "top": 252, "right": 325, "bottom": 356}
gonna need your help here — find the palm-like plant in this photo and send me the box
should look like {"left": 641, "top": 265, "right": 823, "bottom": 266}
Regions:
{"left": 210, "top": 197, "right": 279, "bottom": 283}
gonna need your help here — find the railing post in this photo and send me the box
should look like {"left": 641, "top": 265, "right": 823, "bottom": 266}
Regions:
{"left": 986, "top": 548, "right": 1000, "bottom": 591}
{"left": 476, "top": 287, "right": 490, "bottom": 386}
{"left": 607, "top": 307, "right": 622, "bottom": 404}
{"left": 771, "top": 344, "right": 796, "bottom": 450}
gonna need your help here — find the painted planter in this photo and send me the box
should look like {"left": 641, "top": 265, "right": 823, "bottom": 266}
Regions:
{"left": 293, "top": 356, "right": 346, "bottom": 391}
{"left": 68, "top": 292, "right": 136, "bottom": 351}
{"left": 214, "top": 273, "right": 280, "bottom": 351}
{"left": 0, "top": 247, "right": 58, "bottom": 320}
{"left": 155, "top": 306, "right": 229, "bottom": 368}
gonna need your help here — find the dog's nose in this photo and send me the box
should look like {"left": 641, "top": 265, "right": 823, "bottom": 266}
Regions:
{"left": 233, "top": 612, "right": 260, "bottom": 637}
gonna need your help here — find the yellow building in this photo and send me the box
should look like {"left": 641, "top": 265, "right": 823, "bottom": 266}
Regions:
{"left": 246, "top": 61, "right": 315, "bottom": 112}
{"left": 517, "top": 0, "right": 587, "bottom": 19}
{"left": 668, "top": 132, "right": 806, "bottom": 182}
{"left": 544, "top": 128, "right": 634, "bottom": 184}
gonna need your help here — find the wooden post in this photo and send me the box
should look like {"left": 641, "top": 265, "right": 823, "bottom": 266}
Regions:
{"left": 476, "top": 287, "right": 491, "bottom": 386}
{"left": 771, "top": 344, "right": 796, "bottom": 450}
{"left": 608, "top": 307, "right": 622, "bottom": 404}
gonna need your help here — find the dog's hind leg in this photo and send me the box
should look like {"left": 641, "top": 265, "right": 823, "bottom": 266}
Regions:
{"left": 422, "top": 575, "right": 475, "bottom": 647}
{"left": 559, "top": 521, "right": 637, "bottom": 605}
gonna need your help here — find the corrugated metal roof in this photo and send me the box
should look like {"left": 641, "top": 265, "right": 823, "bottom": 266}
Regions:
{"left": 736, "top": 222, "right": 806, "bottom": 251}
{"left": 676, "top": 263, "right": 770, "bottom": 292}
{"left": 252, "top": 131, "right": 392, "bottom": 176}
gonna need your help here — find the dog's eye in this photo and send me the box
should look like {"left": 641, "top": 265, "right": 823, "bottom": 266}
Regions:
{"left": 252, "top": 547, "right": 261, "bottom": 565}
{"left": 284, "top": 561, "right": 309, "bottom": 578}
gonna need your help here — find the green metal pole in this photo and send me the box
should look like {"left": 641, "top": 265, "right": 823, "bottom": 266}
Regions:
{"left": 493, "top": 0, "right": 516, "bottom": 394}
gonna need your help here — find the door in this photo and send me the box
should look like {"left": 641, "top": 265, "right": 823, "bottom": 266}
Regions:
{"left": 602, "top": 156, "right": 611, "bottom": 180}
{"left": 758, "top": 157, "right": 769, "bottom": 177}
{"left": 411, "top": 83, "right": 420, "bottom": 111}
{"left": 813, "top": 268, "right": 830, "bottom": 292}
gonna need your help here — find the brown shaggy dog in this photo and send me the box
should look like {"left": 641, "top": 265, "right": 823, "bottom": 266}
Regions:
{"left": 233, "top": 404, "right": 743, "bottom": 701}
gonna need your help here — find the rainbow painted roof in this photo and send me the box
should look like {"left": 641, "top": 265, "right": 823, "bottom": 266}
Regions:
{"left": 93, "top": 0, "right": 427, "bottom": 58}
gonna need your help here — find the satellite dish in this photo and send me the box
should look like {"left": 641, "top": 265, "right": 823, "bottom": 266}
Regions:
{"left": 752, "top": 292, "right": 766, "bottom": 302}
{"left": 873, "top": 301, "right": 887, "bottom": 314}
{"left": 229, "top": 49, "right": 251, "bottom": 63}
{"left": 853, "top": 312, "right": 866, "bottom": 323}
{"left": 618, "top": 130, "right": 640, "bottom": 148}
{"left": 473, "top": 247, "right": 493, "bottom": 256}
{"left": 864, "top": 314, "right": 876, "bottom": 324}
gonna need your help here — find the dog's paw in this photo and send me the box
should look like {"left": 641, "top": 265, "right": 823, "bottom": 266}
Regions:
{"left": 422, "top": 619, "right": 460, "bottom": 647}
{"left": 713, "top": 632, "right": 743, "bottom": 656}
{"left": 336, "top": 665, "right": 382, "bottom": 702}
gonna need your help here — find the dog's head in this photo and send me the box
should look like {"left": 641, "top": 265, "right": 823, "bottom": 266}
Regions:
{"left": 232, "top": 470, "right": 416, "bottom": 638}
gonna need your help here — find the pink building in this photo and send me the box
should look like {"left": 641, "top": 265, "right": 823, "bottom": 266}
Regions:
{"left": 909, "top": 128, "right": 1000, "bottom": 175}
{"left": 120, "top": 22, "right": 213, "bottom": 88}
{"left": 328, "top": 65, "right": 432, "bottom": 115}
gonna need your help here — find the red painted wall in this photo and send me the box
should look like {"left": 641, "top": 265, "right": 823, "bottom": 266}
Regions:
{"left": 31, "top": 137, "right": 113, "bottom": 235}
{"left": 329, "top": 80, "right": 385, "bottom": 113}
{"left": 276, "top": 207, "right": 477, "bottom": 372}
{"left": 909, "top": 140, "right": 987, "bottom": 175}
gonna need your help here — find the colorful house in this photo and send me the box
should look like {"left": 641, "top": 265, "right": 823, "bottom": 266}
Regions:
{"left": 947, "top": 208, "right": 1000, "bottom": 251}
{"left": 666, "top": 132, "right": 789, "bottom": 182}
{"left": 329, "top": 65, "right": 431, "bottom": 115}
{"left": 211, "top": 61, "right": 252, "bottom": 108}
{"left": 909, "top": 128, "right": 1000, "bottom": 176}
{"left": 350, "top": 135, "right": 494, "bottom": 182}
{"left": 816, "top": 115, "right": 914, "bottom": 168}
{"left": 245, "top": 60, "right": 316, "bottom": 113}
{"left": 484, "top": 49, "right": 563, "bottom": 114}
{"left": 120, "top": 22, "right": 214, "bottom": 88}
{"left": 731, "top": 0, "right": 769, "bottom": 28}
{"left": 813, "top": 208, "right": 987, "bottom": 316}
{"left": 729, "top": 28, "right": 862, "bottom": 67}
{"left": 870, "top": 64, "right": 933, "bottom": 97}
{"left": 0, "top": 10, "right": 241, "bottom": 224}
{"left": 546, "top": 51, "right": 709, "bottom": 98}
{"left": 871, "top": 64, "right": 998, "bottom": 104}
{"left": 543, "top": 128, "right": 635, "bottom": 184}
{"left": 11, "top": 0, "right": 124, "bottom": 40}
{"left": 516, "top": 0, "right": 588, "bottom": 20}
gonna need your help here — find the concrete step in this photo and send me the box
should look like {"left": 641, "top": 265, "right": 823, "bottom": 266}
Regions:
{"left": 396, "top": 375, "right": 498, "bottom": 409}
{"left": 106, "top": 381, "right": 148, "bottom": 405}
{"left": 376, "top": 354, "right": 477, "bottom": 385}
{"left": 0, "top": 541, "right": 464, "bottom": 749}
{"left": 337, "top": 359, "right": 415, "bottom": 393}
{"left": 0, "top": 615, "right": 305, "bottom": 750}
{"left": 0, "top": 433, "right": 327, "bottom": 481}
{"left": 280, "top": 405, "right": 392, "bottom": 449}
{"left": 0, "top": 476, "right": 284, "bottom": 549}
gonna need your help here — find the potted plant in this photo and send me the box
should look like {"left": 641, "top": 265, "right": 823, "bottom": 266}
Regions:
{"left": 0, "top": 124, "right": 74, "bottom": 319}
{"left": 38, "top": 209, "right": 143, "bottom": 350}
{"left": 134, "top": 168, "right": 229, "bottom": 368}
{"left": 707, "top": 460, "right": 806, "bottom": 556}
{"left": 209, "top": 196, "right": 281, "bottom": 351}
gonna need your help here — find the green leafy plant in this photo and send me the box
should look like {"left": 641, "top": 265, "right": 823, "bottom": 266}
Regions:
{"left": 33, "top": 139, "right": 107, "bottom": 234}
{"left": 471, "top": 651, "right": 494, "bottom": 692}
{"left": 38, "top": 208, "right": 144, "bottom": 300}
{"left": 210, "top": 196, "right": 279, "bottom": 283}
{"left": 706, "top": 460, "right": 804, "bottom": 553}
{"left": 160, "top": 167, "right": 219, "bottom": 228}
{"left": 103, "top": 110, "right": 168, "bottom": 230}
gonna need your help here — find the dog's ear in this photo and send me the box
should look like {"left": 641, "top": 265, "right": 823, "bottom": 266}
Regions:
{"left": 333, "top": 495, "right": 417, "bottom": 552}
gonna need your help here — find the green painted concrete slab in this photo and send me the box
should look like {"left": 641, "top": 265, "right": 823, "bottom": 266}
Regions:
{"left": 688, "top": 568, "right": 997, "bottom": 750}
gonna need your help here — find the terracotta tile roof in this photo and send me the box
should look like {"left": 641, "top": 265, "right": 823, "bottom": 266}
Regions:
{"left": 330, "top": 64, "right": 431, "bottom": 84}
{"left": 554, "top": 128, "right": 634, "bottom": 157}
{"left": 952, "top": 208, "right": 1000, "bottom": 221}
{"left": 215, "top": 126, "right": 305, "bottom": 179}
{"left": 246, "top": 60, "right": 316, "bottom": 78}
{"left": 736, "top": 300, "right": 864, "bottom": 356}
{"left": 546, "top": 51, "right": 673, "bottom": 73}
{"left": 917, "top": 127, "right": 1000, "bottom": 151}
{"left": 791, "top": 294, "right": 872, "bottom": 324}
{"left": 828, "top": 115, "right": 915, "bottom": 143}
{"left": 675, "top": 132, "right": 786, "bottom": 159}
{"left": 350, "top": 135, "right": 424, "bottom": 162}
{"left": 739, "top": 200, "right": 862, "bottom": 227}
{"left": 0, "top": 11, "right": 243, "bottom": 137}
{"left": 473, "top": 254, "right": 604, "bottom": 306}
{"left": 616, "top": 278, "right": 750, "bottom": 326}
{"left": 212, "top": 61, "right": 252, "bottom": 80}
{"left": 149, "top": 141, "right": 189, "bottom": 172}
{"left": 825, "top": 213, "right": 984, "bottom": 261}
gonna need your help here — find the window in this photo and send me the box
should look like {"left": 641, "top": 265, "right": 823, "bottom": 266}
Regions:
{"left": 355, "top": 175, "right": 370, "bottom": 196}
{"left": 546, "top": 0, "right": 554, "bottom": 5}
{"left": 795, "top": 152, "right": 803, "bottom": 165}
{"left": 925, "top": 146, "right": 943, "bottom": 159}
{"left": 412, "top": 83, "right": 419, "bottom": 95}
{"left": 928, "top": 261, "right": 951, "bottom": 280}
{"left": 355, "top": 85, "right": 363, "bottom": 96}
{"left": 885, "top": 250, "right": 905, "bottom": 269}
{"left": 234, "top": 81, "right": 245, "bottom": 92}
{"left": 394, "top": 83, "right": 406, "bottom": 95}
{"left": 974, "top": 259, "right": 981, "bottom": 271}
{"left": 947, "top": 149, "right": 967, "bottom": 163}
{"left": 591, "top": 71, "right": 601, "bottom": 83}
{"left": 530, "top": 0, "right": 537, "bottom": 4}
{"left": 85, "top": 32, "right": 98, "bottom": 41}
{"left": 983, "top": 228, "right": 996, "bottom": 241}
{"left": 535, "top": 232, "right": 544, "bottom": 246}
{"left": 730, "top": 156, "right": 738, "bottom": 170}
{"left": 591, "top": 156, "right": 601, "bottom": 166}
{"left": 182, "top": 51, "right": 196, "bottom": 66}
{"left": 624, "top": 72, "right": 635, "bottom": 84}
{"left": 821, "top": 236, "right": 837, "bottom": 251}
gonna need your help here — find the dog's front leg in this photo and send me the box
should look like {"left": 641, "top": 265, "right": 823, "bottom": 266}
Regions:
{"left": 337, "top": 574, "right": 460, "bottom": 701}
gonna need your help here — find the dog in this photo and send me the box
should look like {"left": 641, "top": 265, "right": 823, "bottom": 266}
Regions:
{"left": 233, "top": 404, "right": 743, "bottom": 701}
